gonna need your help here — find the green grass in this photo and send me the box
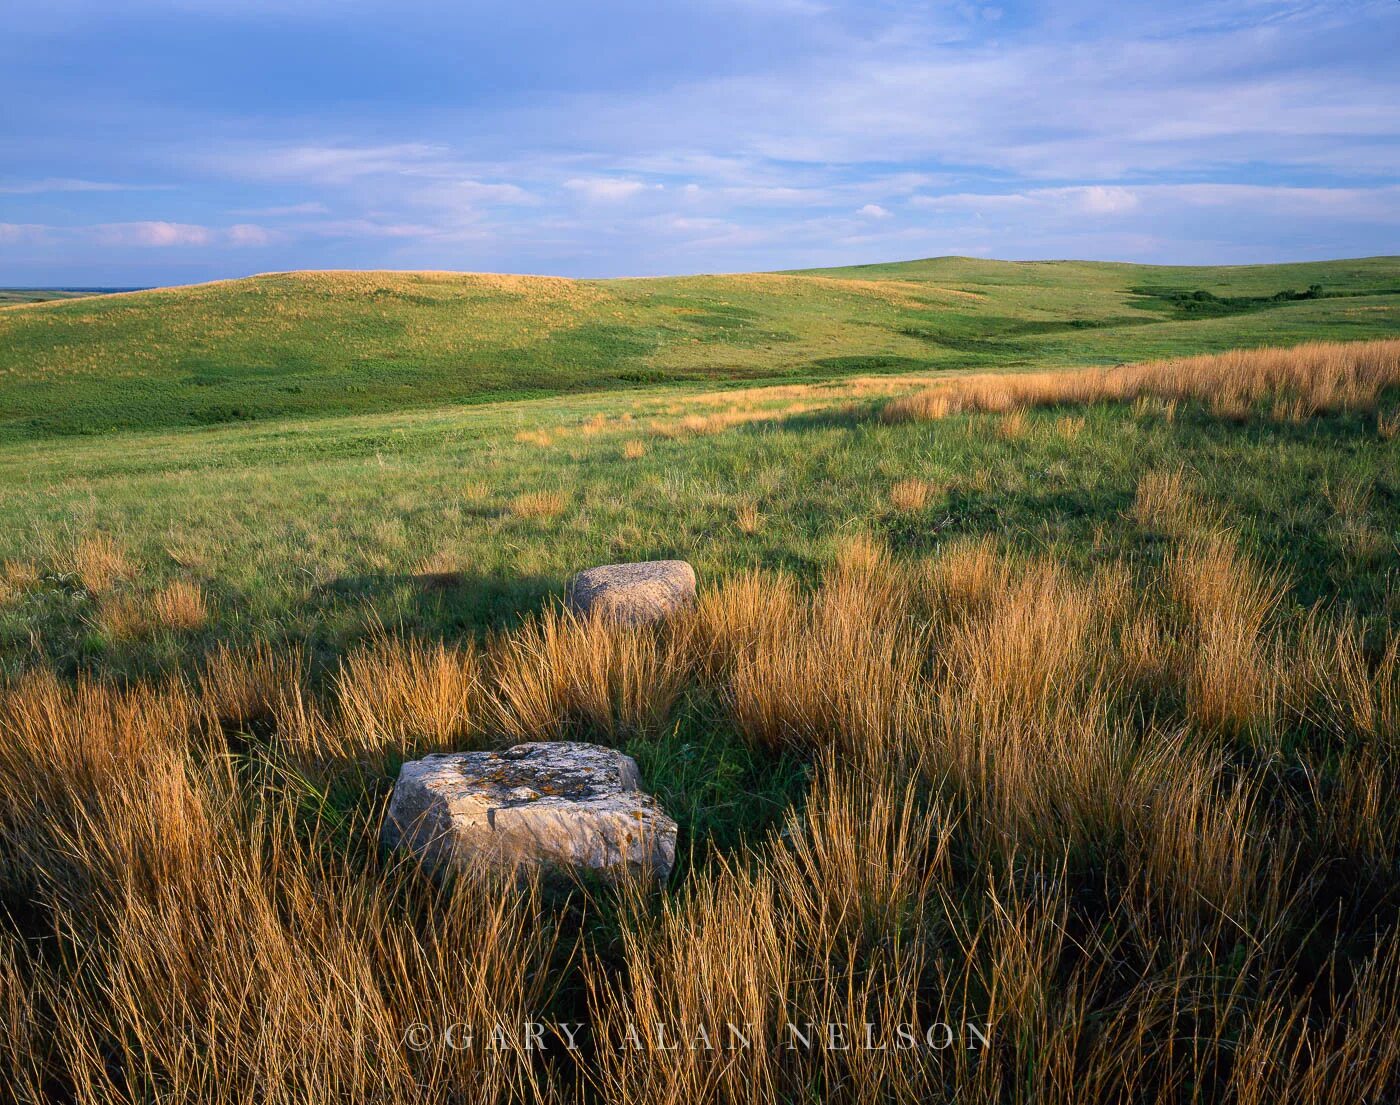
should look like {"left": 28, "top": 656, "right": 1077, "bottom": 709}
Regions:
{"left": 5, "top": 363, "right": 1394, "bottom": 916}
{"left": 2, "top": 263, "right": 1399, "bottom": 1103}
{"left": 2, "top": 370, "right": 1395, "bottom": 683}
{"left": 2, "top": 257, "right": 1396, "bottom": 868}
{"left": 0, "top": 288, "right": 115, "bottom": 307}
{"left": 0, "top": 256, "right": 1396, "bottom": 443}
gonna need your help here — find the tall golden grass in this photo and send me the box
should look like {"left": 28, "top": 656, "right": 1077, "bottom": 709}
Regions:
{"left": 70, "top": 533, "right": 134, "bottom": 593}
{"left": 3, "top": 522, "right": 1400, "bottom": 1101}
{"left": 509, "top": 489, "right": 568, "bottom": 520}
{"left": 889, "top": 478, "right": 939, "bottom": 513}
{"left": 881, "top": 338, "right": 1400, "bottom": 423}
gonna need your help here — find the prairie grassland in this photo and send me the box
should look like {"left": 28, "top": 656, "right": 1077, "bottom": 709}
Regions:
{"left": 0, "top": 256, "right": 1396, "bottom": 443}
{"left": 3, "top": 522, "right": 1400, "bottom": 1102}
{"left": 0, "top": 335, "right": 1398, "bottom": 1102}
{"left": 1, "top": 339, "right": 1397, "bottom": 678}
{"left": 881, "top": 338, "right": 1400, "bottom": 423}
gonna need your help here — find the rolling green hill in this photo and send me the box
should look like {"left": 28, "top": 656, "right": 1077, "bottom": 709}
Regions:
{"left": 0, "top": 287, "right": 120, "bottom": 307}
{"left": 0, "top": 256, "right": 1396, "bottom": 442}
{"left": 3, "top": 259, "right": 1399, "bottom": 1104}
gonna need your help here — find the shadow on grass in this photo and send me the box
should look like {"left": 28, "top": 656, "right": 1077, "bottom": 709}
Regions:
{"left": 316, "top": 567, "right": 562, "bottom": 638}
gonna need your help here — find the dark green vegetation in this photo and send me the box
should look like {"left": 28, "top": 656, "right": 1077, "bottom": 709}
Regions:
{"left": 3, "top": 260, "right": 1400, "bottom": 1102}
{"left": 0, "top": 287, "right": 125, "bottom": 306}
{"left": 3, "top": 364, "right": 1400, "bottom": 1102}
{"left": 1127, "top": 282, "right": 1400, "bottom": 318}
{"left": 2, "top": 374, "right": 1395, "bottom": 679}
{"left": 0, "top": 256, "right": 1395, "bottom": 442}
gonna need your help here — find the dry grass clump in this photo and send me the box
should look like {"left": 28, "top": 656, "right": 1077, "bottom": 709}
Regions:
{"left": 888, "top": 477, "right": 940, "bottom": 512}
{"left": 0, "top": 672, "right": 559, "bottom": 1104}
{"left": 1115, "top": 606, "right": 1174, "bottom": 695}
{"left": 889, "top": 392, "right": 952, "bottom": 421}
{"left": 1133, "top": 465, "right": 1208, "bottom": 536}
{"left": 937, "top": 558, "right": 1096, "bottom": 746}
{"left": 621, "top": 439, "right": 648, "bottom": 460}
{"left": 1164, "top": 532, "right": 1284, "bottom": 736}
{"left": 412, "top": 548, "right": 465, "bottom": 581}
{"left": 586, "top": 766, "right": 956, "bottom": 1105}
{"left": 6, "top": 518, "right": 1400, "bottom": 1102}
{"left": 687, "top": 568, "right": 801, "bottom": 681}
{"left": 881, "top": 338, "right": 1400, "bottom": 424}
{"left": 1055, "top": 414, "right": 1086, "bottom": 439}
{"left": 734, "top": 500, "right": 764, "bottom": 534}
{"left": 921, "top": 534, "right": 1011, "bottom": 619}
{"left": 335, "top": 635, "right": 482, "bottom": 755}
{"left": 728, "top": 539, "right": 925, "bottom": 757}
{"left": 150, "top": 579, "right": 209, "bottom": 631}
{"left": 198, "top": 640, "right": 306, "bottom": 730}
{"left": 996, "top": 409, "right": 1029, "bottom": 439}
{"left": 513, "top": 428, "right": 554, "bottom": 447}
{"left": 509, "top": 489, "right": 567, "bottom": 520}
{"left": 71, "top": 533, "right": 134, "bottom": 593}
{"left": 1282, "top": 614, "right": 1399, "bottom": 746}
{"left": 91, "top": 591, "right": 150, "bottom": 640}
{"left": 488, "top": 606, "right": 687, "bottom": 740}
{"left": 0, "top": 559, "right": 41, "bottom": 602}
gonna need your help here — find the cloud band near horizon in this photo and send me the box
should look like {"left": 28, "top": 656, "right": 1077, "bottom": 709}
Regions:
{"left": 2, "top": 0, "right": 1398, "bottom": 285}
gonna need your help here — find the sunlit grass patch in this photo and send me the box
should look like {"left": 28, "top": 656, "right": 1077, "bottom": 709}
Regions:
{"left": 888, "top": 477, "right": 940, "bottom": 512}
{"left": 151, "top": 579, "right": 209, "bottom": 632}
{"left": 509, "top": 490, "right": 568, "bottom": 520}
{"left": 882, "top": 338, "right": 1400, "bottom": 423}
{"left": 71, "top": 533, "right": 134, "bottom": 594}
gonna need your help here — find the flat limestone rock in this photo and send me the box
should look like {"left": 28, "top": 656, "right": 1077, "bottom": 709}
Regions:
{"left": 382, "top": 742, "right": 677, "bottom": 884}
{"left": 565, "top": 560, "right": 696, "bottom": 625}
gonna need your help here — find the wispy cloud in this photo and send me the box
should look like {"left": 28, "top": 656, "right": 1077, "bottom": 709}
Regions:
{"left": 229, "top": 201, "right": 330, "bottom": 217}
{"left": 93, "top": 221, "right": 213, "bottom": 247}
{"left": 226, "top": 223, "right": 279, "bottom": 246}
{"left": 0, "top": 178, "right": 154, "bottom": 195}
{"left": 914, "top": 183, "right": 1400, "bottom": 223}
{"left": 2, "top": 0, "right": 1396, "bottom": 280}
{"left": 1, "top": 222, "right": 284, "bottom": 249}
{"left": 564, "top": 177, "right": 664, "bottom": 203}
{"left": 0, "top": 223, "right": 50, "bottom": 244}
{"left": 200, "top": 143, "right": 447, "bottom": 184}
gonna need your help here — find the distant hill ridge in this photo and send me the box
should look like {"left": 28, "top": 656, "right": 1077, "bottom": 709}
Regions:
{"left": 0, "top": 256, "right": 1395, "bottom": 443}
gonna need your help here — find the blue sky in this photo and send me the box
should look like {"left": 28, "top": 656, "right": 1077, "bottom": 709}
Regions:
{"left": 2, "top": 0, "right": 1398, "bottom": 285}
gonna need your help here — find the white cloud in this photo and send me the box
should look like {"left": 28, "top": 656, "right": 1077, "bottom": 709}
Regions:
{"left": 1076, "top": 186, "right": 1139, "bottom": 215}
{"left": 6, "top": 0, "right": 1397, "bottom": 278}
{"left": 230, "top": 201, "right": 330, "bottom": 217}
{"left": 541, "top": 3, "right": 1397, "bottom": 181}
{"left": 227, "top": 223, "right": 278, "bottom": 246}
{"left": 912, "top": 183, "right": 1400, "bottom": 224}
{"left": 294, "top": 218, "right": 439, "bottom": 239}
{"left": 93, "top": 221, "right": 212, "bottom": 246}
{"left": 201, "top": 143, "right": 447, "bottom": 184}
{"left": 410, "top": 179, "right": 533, "bottom": 209}
{"left": 1133, "top": 183, "right": 1400, "bottom": 221}
{"left": 0, "top": 222, "right": 49, "bottom": 243}
{"left": 564, "top": 177, "right": 662, "bottom": 202}
{"left": 0, "top": 178, "right": 161, "bottom": 195}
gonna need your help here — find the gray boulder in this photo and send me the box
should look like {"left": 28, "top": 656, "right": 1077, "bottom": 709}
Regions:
{"left": 565, "top": 560, "right": 696, "bottom": 625}
{"left": 383, "top": 742, "right": 677, "bottom": 885}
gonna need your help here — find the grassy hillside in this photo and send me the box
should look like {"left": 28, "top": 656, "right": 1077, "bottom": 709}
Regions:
{"left": 2, "top": 341, "right": 1399, "bottom": 1102}
{"left": 0, "top": 288, "right": 117, "bottom": 307}
{"left": 0, "top": 256, "right": 1395, "bottom": 442}
{"left": 1, "top": 341, "right": 1395, "bottom": 678}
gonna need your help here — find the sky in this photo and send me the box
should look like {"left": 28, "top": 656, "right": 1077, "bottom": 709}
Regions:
{"left": 2, "top": 0, "right": 1398, "bottom": 286}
